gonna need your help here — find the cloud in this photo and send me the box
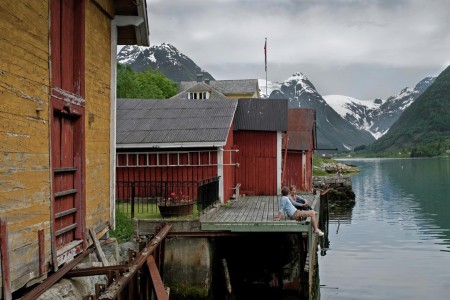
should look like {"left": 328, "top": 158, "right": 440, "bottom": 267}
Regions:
{"left": 146, "top": 0, "right": 450, "bottom": 98}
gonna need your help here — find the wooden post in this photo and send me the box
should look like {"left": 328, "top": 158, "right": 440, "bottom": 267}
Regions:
{"left": 89, "top": 229, "right": 110, "bottom": 266}
{"left": 0, "top": 217, "right": 12, "bottom": 300}
{"left": 131, "top": 181, "right": 135, "bottom": 219}
{"left": 38, "top": 229, "right": 45, "bottom": 275}
{"left": 282, "top": 134, "right": 289, "bottom": 185}
{"left": 222, "top": 259, "right": 232, "bottom": 294}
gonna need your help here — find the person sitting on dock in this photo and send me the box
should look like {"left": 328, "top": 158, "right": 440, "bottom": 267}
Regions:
{"left": 274, "top": 186, "right": 324, "bottom": 236}
{"left": 289, "top": 185, "right": 312, "bottom": 211}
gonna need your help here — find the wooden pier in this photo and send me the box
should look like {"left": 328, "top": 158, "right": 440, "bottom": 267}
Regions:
{"left": 200, "top": 193, "right": 320, "bottom": 233}
{"left": 133, "top": 192, "right": 324, "bottom": 300}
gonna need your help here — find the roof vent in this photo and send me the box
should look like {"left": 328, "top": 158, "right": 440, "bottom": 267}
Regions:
{"left": 205, "top": 78, "right": 210, "bottom": 85}
{"left": 196, "top": 73, "right": 203, "bottom": 82}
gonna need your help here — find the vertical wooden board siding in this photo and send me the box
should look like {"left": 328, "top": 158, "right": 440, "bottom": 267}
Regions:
{"left": 60, "top": 0, "right": 74, "bottom": 91}
{"left": 283, "top": 151, "right": 314, "bottom": 192}
{"left": 306, "top": 151, "right": 313, "bottom": 191}
{"left": 284, "top": 152, "right": 301, "bottom": 189}
{"left": 50, "top": 0, "right": 61, "bottom": 88}
{"left": 234, "top": 131, "right": 278, "bottom": 195}
{"left": 83, "top": 0, "right": 112, "bottom": 232}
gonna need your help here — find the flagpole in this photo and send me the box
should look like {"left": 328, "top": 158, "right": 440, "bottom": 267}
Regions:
{"left": 265, "top": 37, "right": 267, "bottom": 97}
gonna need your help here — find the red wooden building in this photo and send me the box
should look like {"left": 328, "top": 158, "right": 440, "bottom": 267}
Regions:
{"left": 233, "top": 98, "right": 288, "bottom": 196}
{"left": 116, "top": 98, "right": 238, "bottom": 203}
{"left": 115, "top": 97, "right": 289, "bottom": 203}
{"left": 282, "top": 108, "right": 316, "bottom": 192}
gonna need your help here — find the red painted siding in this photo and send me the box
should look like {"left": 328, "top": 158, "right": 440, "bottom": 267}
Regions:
{"left": 283, "top": 151, "right": 313, "bottom": 192}
{"left": 234, "top": 131, "right": 278, "bottom": 195}
{"left": 283, "top": 109, "right": 315, "bottom": 192}
{"left": 116, "top": 150, "right": 219, "bottom": 200}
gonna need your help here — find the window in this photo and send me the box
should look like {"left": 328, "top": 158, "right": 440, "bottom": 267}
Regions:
{"left": 188, "top": 91, "right": 210, "bottom": 99}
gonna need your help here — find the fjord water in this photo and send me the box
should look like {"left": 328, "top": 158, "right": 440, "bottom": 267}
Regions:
{"left": 319, "top": 158, "right": 450, "bottom": 300}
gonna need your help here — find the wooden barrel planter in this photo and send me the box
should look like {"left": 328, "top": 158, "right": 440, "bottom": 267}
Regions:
{"left": 158, "top": 202, "right": 194, "bottom": 218}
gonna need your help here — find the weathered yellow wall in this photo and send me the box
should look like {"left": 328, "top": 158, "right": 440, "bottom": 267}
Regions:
{"left": 84, "top": 0, "right": 112, "bottom": 234}
{"left": 0, "top": 0, "right": 113, "bottom": 293}
{"left": 0, "top": 0, "right": 52, "bottom": 291}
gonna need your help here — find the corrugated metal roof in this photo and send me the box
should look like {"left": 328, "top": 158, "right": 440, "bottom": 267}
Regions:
{"left": 179, "top": 79, "right": 259, "bottom": 95}
{"left": 288, "top": 109, "right": 315, "bottom": 131}
{"left": 285, "top": 108, "right": 316, "bottom": 151}
{"left": 116, "top": 99, "right": 237, "bottom": 146}
{"left": 284, "top": 131, "right": 313, "bottom": 151}
{"left": 234, "top": 98, "right": 288, "bottom": 132}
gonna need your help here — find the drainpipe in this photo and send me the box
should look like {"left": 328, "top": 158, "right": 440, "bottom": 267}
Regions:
{"left": 110, "top": 21, "right": 118, "bottom": 229}
{"left": 217, "top": 147, "right": 224, "bottom": 203}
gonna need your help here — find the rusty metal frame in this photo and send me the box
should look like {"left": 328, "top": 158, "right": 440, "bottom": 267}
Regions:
{"left": 147, "top": 255, "right": 168, "bottom": 300}
{"left": 20, "top": 224, "right": 171, "bottom": 299}
{"left": 65, "top": 266, "right": 129, "bottom": 277}
{"left": 98, "top": 224, "right": 171, "bottom": 299}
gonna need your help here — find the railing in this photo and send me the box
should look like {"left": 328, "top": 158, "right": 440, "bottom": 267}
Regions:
{"left": 197, "top": 176, "right": 220, "bottom": 211}
{"left": 116, "top": 177, "right": 220, "bottom": 219}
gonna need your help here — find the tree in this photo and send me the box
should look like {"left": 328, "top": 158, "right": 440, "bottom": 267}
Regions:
{"left": 117, "top": 64, "right": 178, "bottom": 99}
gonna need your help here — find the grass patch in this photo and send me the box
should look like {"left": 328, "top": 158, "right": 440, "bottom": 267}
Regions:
{"left": 313, "top": 155, "right": 333, "bottom": 176}
{"left": 313, "top": 168, "right": 329, "bottom": 176}
{"left": 110, "top": 209, "right": 134, "bottom": 243}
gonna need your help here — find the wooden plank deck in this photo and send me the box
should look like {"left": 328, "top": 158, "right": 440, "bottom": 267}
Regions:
{"left": 200, "top": 193, "right": 320, "bottom": 233}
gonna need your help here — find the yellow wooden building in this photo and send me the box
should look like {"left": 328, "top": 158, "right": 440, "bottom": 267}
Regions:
{"left": 0, "top": 0, "right": 149, "bottom": 297}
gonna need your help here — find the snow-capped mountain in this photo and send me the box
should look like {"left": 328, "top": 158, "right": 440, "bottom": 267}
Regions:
{"left": 323, "top": 95, "right": 384, "bottom": 138}
{"left": 117, "top": 43, "right": 214, "bottom": 82}
{"left": 323, "top": 77, "right": 435, "bottom": 139}
{"left": 262, "top": 73, "right": 376, "bottom": 152}
{"left": 118, "top": 43, "right": 435, "bottom": 151}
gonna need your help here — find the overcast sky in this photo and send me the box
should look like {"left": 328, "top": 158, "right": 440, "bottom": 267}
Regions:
{"left": 145, "top": 0, "right": 450, "bottom": 100}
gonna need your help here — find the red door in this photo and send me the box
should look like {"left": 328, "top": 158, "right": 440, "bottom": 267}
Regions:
{"left": 50, "top": 0, "right": 86, "bottom": 267}
{"left": 52, "top": 104, "right": 83, "bottom": 250}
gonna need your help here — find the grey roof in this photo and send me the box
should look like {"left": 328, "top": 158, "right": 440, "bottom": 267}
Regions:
{"left": 234, "top": 98, "right": 288, "bottom": 132}
{"left": 116, "top": 98, "right": 237, "bottom": 147}
{"left": 171, "top": 82, "right": 228, "bottom": 100}
{"left": 179, "top": 79, "right": 259, "bottom": 95}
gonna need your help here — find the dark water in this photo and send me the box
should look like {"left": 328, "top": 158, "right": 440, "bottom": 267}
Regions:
{"left": 319, "top": 158, "right": 450, "bottom": 300}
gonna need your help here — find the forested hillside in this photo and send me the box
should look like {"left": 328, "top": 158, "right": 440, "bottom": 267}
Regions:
{"left": 366, "top": 65, "right": 450, "bottom": 157}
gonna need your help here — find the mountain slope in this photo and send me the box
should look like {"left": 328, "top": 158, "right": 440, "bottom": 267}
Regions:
{"left": 323, "top": 95, "right": 383, "bottom": 138}
{"left": 368, "top": 65, "right": 450, "bottom": 156}
{"left": 323, "top": 77, "right": 435, "bottom": 139}
{"left": 117, "top": 44, "right": 214, "bottom": 82}
{"left": 262, "top": 73, "right": 376, "bottom": 152}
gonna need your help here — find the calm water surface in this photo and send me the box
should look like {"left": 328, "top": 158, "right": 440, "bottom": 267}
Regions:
{"left": 319, "top": 157, "right": 450, "bottom": 300}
